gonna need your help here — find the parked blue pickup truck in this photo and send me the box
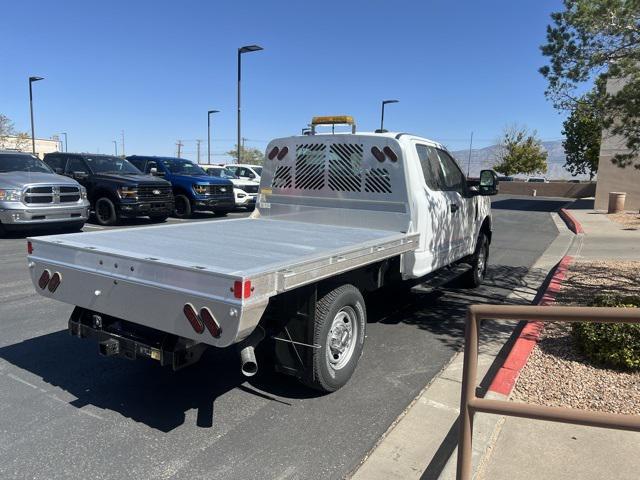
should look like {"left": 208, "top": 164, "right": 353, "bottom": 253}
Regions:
{"left": 128, "top": 156, "right": 235, "bottom": 218}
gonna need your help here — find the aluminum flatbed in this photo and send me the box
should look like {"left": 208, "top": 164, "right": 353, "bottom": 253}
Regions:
{"left": 28, "top": 217, "right": 418, "bottom": 347}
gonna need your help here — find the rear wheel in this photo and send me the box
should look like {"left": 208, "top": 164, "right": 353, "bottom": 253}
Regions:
{"left": 95, "top": 197, "right": 119, "bottom": 226}
{"left": 462, "top": 233, "right": 489, "bottom": 288}
{"left": 62, "top": 221, "right": 85, "bottom": 233}
{"left": 150, "top": 215, "right": 168, "bottom": 223}
{"left": 303, "top": 284, "right": 366, "bottom": 392}
{"left": 173, "top": 195, "right": 192, "bottom": 218}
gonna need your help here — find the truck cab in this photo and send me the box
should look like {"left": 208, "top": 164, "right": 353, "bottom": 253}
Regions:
{"left": 43, "top": 153, "right": 174, "bottom": 226}
{"left": 127, "top": 156, "right": 235, "bottom": 218}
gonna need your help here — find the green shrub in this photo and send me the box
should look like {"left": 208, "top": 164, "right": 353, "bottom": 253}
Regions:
{"left": 571, "top": 294, "right": 640, "bottom": 370}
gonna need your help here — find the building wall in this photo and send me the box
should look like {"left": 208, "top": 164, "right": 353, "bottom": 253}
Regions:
{"left": 0, "top": 136, "right": 60, "bottom": 159}
{"left": 594, "top": 78, "right": 640, "bottom": 211}
{"left": 499, "top": 181, "right": 596, "bottom": 198}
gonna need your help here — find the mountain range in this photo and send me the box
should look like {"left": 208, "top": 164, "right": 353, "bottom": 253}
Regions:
{"left": 451, "top": 139, "right": 591, "bottom": 180}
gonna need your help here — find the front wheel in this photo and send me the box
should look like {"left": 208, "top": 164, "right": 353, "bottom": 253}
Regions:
{"left": 462, "top": 233, "right": 489, "bottom": 288}
{"left": 94, "top": 197, "right": 119, "bottom": 226}
{"left": 303, "top": 284, "right": 366, "bottom": 392}
{"left": 149, "top": 215, "right": 168, "bottom": 223}
{"left": 173, "top": 195, "right": 192, "bottom": 218}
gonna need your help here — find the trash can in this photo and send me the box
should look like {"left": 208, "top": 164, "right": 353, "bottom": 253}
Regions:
{"left": 608, "top": 192, "right": 626, "bottom": 213}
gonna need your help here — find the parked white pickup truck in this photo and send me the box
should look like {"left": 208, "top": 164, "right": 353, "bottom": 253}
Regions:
{"left": 27, "top": 116, "right": 498, "bottom": 392}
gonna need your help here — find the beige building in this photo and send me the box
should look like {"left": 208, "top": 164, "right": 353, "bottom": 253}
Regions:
{"left": 0, "top": 135, "right": 60, "bottom": 159}
{"left": 594, "top": 78, "right": 640, "bottom": 211}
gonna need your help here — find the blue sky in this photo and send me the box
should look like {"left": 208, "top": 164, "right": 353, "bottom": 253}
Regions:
{"left": 2, "top": 0, "right": 565, "bottom": 162}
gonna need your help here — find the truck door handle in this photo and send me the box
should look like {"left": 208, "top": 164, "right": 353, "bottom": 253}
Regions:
{"left": 450, "top": 204, "right": 459, "bottom": 213}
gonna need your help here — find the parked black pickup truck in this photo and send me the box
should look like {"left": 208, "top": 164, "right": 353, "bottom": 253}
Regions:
{"left": 43, "top": 153, "right": 174, "bottom": 226}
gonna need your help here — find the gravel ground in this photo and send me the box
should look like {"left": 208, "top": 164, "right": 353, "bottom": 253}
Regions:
{"left": 512, "top": 260, "right": 640, "bottom": 415}
{"left": 608, "top": 211, "right": 640, "bottom": 230}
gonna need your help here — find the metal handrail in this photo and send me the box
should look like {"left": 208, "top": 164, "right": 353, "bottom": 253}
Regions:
{"left": 457, "top": 304, "right": 640, "bottom": 480}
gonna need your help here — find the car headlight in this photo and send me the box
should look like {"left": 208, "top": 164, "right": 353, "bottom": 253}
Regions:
{"left": 193, "top": 184, "right": 209, "bottom": 195}
{"left": 0, "top": 189, "right": 22, "bottom": 201}
{"left": 117, "top": 186, "right": 138, "bottom": 199}
{"left": 80, "top": 186, "right": 88, "bottom": 200}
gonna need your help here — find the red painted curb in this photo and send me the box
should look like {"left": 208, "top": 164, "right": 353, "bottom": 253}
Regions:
{"left": 558, "top": 208, "right": 584, "bottom": 234}
{"left": 488, "top": 255, "right": 574, "bottom": 396}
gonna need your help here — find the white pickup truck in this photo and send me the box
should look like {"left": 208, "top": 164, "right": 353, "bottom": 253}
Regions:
{"left": 27, "top": 116, "right": 498, "bottom": 392}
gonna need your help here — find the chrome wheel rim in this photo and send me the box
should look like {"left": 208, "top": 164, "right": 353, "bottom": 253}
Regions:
{"left": 477, "top": 245, "right": 487, "bottom": 278}
{"left": 326, "top": 306, "right": 358, "bottom": 371}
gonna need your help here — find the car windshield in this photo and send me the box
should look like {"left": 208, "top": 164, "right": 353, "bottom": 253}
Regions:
{"left": 85, "top": 156, "right": 142, "bottom": 174}
{"left": 0, "top": 154, "right": 53, "bottom": 173}
{"left": 207, "top": 168, "right": 238, "bottom": 179}
{"left": 161, "top": 159, "right": 206, "bottom": 175}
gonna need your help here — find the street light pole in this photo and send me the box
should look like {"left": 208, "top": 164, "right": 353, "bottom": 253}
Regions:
{"left": 60, "top": 132, "right": 68, "bottom": 152}
{"left": 207, "top": 109, "right": 219, "bottom": 165}
{"left": 237, "top": 44, "right": 263, "bottom": 164}
{"left": 29, "top": 76, "right": 44, "bottom": 155}
{"left": 113, "top": 140, "right": 118, "bottom": 156}
{"left": 380, "top": 99, "right": 399, "bottom": 132}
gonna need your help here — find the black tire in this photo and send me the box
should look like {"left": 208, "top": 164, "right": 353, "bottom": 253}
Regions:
{"left": 173, "top": 195, "right": 192, "bottom": 218}
{"left": 150, "top": 215, "right": 168, "bottom": 223}
{"left": 94, "top": 197, "right": 119, "bottom": 226}
{"left": 246, "top": 205, "right": 256, "bottom": 212}
{"left": 303, "top": 284, "right": 366, "bottom": 393}
{"left": 0, "top": 222, "right": 6, "bottom": 237}
{"left": 214, "top": 210, "right": 230, "bottom": 217}
{"left": 462, "top": 233, "right": 489, "bottom": 288}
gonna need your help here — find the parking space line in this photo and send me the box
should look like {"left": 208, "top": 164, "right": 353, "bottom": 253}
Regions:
{"left": 83, "top": 225, "right": 105, "bottom": 230}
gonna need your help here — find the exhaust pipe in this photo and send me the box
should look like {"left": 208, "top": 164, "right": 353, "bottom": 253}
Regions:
{"left": 238, "top": 326, "right": 265, "bottom": 377}
{"left": 240, "top": 346, "right": 258, "bottom": 377}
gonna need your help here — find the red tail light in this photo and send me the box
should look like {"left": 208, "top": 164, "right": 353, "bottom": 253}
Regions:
{"left": 38, "top": 269, "right": 51, "bottom": 290}
{"left": 268, "top": 146, "right": 279, "bottom": 160}
{"left": 383, "top": 146, "right": 398, "bottom": 162}
{"left": 371, "top": 146, "right": 385, "bottom": 162}
{"left": 233, "top": 280, "right": 252, "bottom": 299}
{"left": 27, "top": 241, "right": 33, "bottom": 254}
{"left": 183, "top": 303, "right": 204, "bottom": 334}
{"left": 277, "top": 146, "right": 289, "bottom": 160}
{"left": 47, "top": 272, "right": 62, "bottom": 293}
{"left": 200, "top": 307, "right": 222, "bottom": 338}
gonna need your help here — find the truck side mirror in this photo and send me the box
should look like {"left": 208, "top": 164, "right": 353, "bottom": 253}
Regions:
{"left": 479, "top": 170, "right": 499, "bottom": 196}
{"left": 73, "top": 171, "right": 88, "bottom": 180}
{"left": 149, "top": 167, "right": 158, "bottom": 175}
{"left": 54, "top": 167, "right": 64, "bottom": 174}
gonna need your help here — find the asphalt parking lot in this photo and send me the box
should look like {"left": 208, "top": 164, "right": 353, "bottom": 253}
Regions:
{"left": 0, "top": 196, "right": 566, "bottom": 480}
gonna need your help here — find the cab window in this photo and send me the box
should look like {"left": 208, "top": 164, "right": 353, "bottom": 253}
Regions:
{"left": 415, "top": 144, "right": 442, "bottom": 191}
{"left": 436, "top": 149, "right": 466, "bottom": 194}
{"left": 66, "top": 157, "right": 90, "bottom": 175}
{"left": 128, "top": 158, "right": 146, "bottom": 172}
{"left": 44, "top": 155, "right": 66, "bottom": 173}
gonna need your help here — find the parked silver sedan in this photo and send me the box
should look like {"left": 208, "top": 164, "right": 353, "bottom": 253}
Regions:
{"left": 0, "top": 151, "right": 89, "bottom": 235}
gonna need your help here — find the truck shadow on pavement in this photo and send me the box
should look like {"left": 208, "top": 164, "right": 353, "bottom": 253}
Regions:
{"left": 0, "top": 262, "right": 548, "bottom": 433}
{"left": 0, "top": 330, "right": 313, "bottom": 433}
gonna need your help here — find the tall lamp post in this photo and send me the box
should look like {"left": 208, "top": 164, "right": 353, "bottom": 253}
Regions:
{"left": 29, "top": 76, "right": 44, "bottom": 155}
{"left": 59, "top": 132, "right": 68, "bottom": 152}
{"left": 207, "top": 109, "right": 219, "bottom": 164}
{"left": 380, "top": 99, "right": 399, "bottom": 132}
{"left": 237, "top": 44, "right": 263, "bottom": 164}
{"left": 112, "top": 140, "right": 118, "bottom": 156}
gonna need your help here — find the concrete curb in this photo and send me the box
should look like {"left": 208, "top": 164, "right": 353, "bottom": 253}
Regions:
{"left": 486, "top": 255, "right": 574, "bottom": 396}
{"left": 558, "top": 207, "right": 584, "bottom": 234}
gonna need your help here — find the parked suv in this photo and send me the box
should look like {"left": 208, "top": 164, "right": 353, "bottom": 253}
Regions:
{"left": 43, "top": 153, "right": 174, "bottom": 226}
{"left": 0, "top": 151, "right": 89, "bottom": 234}
{"left": 127, "top": 156, "right": 235, "bottom": 218}
{"left": 225, "top": 164, "right": 262, "bottom": 182}
{"left": 201, "top": 165, "right": 258, "bottom": 210}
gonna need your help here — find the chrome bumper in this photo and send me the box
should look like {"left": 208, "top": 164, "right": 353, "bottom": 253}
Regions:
{"left": 0, "top": 201, "right": 90, "bottom": 225}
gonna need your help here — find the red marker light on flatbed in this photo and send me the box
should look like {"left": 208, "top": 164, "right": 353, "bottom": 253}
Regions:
{"left": 27, "top": 241, "right": 33, "bottom": 254}
{"left": 233, "top": 280, "right": 252, "bottom": 299}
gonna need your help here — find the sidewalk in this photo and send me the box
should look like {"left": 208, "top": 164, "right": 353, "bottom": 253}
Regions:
{"left": 474, "top": 200, "right": 640, "bottom": 480}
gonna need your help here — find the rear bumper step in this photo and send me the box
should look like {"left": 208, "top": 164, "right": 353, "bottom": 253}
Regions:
{"left": 69, "top": 307, "right": 207, "bottom": 370}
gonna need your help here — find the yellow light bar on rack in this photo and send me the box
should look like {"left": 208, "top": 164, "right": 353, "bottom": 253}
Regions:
{"left": 310, "top": 116, "right": 356, "bottom": 134}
